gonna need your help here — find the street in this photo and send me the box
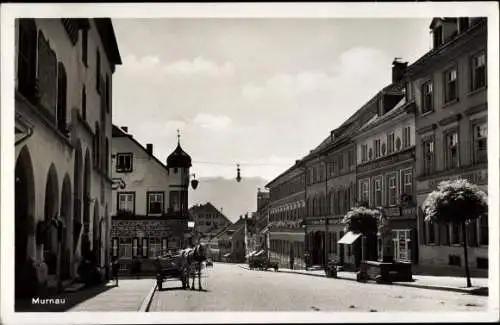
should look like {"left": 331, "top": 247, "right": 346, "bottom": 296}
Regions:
{"left": 149, "top": 263, "right": 487, "bottom": 312}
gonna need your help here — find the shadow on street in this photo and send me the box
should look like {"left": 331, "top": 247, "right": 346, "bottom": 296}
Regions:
{"left": 15, "top": 283, "right": 115, "bottom": 312}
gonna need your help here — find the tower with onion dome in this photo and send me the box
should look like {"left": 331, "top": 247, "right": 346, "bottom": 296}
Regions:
{"left": 166, "top": 130, "right": 192, "bottom": 218}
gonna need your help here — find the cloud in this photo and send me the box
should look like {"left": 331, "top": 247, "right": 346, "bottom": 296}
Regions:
{"left": 192, "top": 113, "right": 233, "bottom": 130}
{"left": 163, "top": 57, "right": 235, "bottom": 77}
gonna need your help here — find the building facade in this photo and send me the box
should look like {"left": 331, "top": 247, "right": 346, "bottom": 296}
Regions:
{"left": 266, "top": 162, "right": 306, "bottom": 269}
{"left": 14, "top": 18, "right": 121, "bottom": 297}
{"left": 354, "top": 66, "right": 419, "bottom": 265}
{"left": 404, "top": 17, "right": 488, "bottom": 276}
{"left": 254, "top": 189, "right": 271, "bottom": 254}
{"left": 188, "top": 202, "right": 232, "bottom": 244}
{"left": 110, "top": 126, "right": 192, "bottom": 273}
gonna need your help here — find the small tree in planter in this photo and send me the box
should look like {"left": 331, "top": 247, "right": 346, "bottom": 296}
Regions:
{"left": 342, "top": 206, "right": 385, "bottom": 262}
{"left": 422, "top": 178, "right": 488, "bottom": 288}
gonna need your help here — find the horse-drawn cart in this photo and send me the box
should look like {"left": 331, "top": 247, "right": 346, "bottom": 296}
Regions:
{"left": 248, "top": 250, "right": 279, "bottom": 271}
{"left": 154, "top": 254, "right": 188, "bottom": 291}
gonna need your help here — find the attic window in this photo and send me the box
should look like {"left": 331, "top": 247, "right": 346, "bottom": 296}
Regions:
{"left": 433, "top": 25, "right": 443, "bottom": 48}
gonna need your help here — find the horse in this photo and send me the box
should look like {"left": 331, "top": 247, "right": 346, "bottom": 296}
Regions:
{"left": 179, "top": 244, "right": 208, "bottom": 291}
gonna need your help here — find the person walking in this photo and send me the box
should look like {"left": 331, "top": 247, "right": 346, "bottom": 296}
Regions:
{"left": 111, "top": 257, "right": 119, "bottom": 286}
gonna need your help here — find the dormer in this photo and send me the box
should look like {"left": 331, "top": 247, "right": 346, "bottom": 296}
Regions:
{"left": 430, "top": 17, "right": 458, "bottom": 49}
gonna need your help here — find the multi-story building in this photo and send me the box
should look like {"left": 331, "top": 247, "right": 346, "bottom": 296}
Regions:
{"left": 14, "top": 18, "right": 121, "bottom": 297}
{"left": 255, "top": 189, "right": 270, "bottom": 253}
{"left": 266, "top": 162, "right": 306, "bottom": 269}
{"left": 188, "top": 202, "right": 232, "bottom": 244}
{"left": 353, "top": 60, "right": 419, "bottom": 266}
{"left": 404, "top": 17, "right": 488, "bottom": 276}
{"left": 110, "top": 126, "right": 193, "bottom": 273}
{"left": 217, "top": 217, "right": 247, "bottom": 263}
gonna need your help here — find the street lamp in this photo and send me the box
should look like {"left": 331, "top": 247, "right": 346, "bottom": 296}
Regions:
{"left": 236, "top": 164, "right": 242, "bottom": 182}
{"left": 190, "top": 173, "right": 199, "bottom": 190}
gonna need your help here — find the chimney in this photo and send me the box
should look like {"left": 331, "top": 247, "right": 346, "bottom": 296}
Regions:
{"left": 392, "top": 58, "right": 408, "bottom": 84}
{"left": 121, "top": 126, "right": 128, "bottom": 133}
{"left": 146, "top": 143, "right": 153, "bottom": 155}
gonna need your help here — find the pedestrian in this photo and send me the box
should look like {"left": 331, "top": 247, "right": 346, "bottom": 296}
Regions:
{"left": 111, "top": 257, "right": 119, "bottom": 286}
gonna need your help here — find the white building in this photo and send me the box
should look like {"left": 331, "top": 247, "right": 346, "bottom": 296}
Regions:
{"left": 110, "top": 126, "right": 193, "bottom": 273}
{"left": 15, "top": 18, "right": 121, "bottom": 297}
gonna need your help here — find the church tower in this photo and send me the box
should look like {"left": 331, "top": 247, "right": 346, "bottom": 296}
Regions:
{"left": 166, "top": 130, "right": 192, "bottom": 217}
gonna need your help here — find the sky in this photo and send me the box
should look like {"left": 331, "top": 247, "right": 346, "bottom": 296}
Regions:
{"left": 111, "top": 18, "right": 431, "bottom": 185}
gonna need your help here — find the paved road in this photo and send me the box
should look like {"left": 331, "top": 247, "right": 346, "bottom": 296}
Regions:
{"left": 149, "top": 263, "right": 487, "bottom": 312}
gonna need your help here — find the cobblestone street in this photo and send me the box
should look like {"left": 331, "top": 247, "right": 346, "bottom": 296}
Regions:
{"left": 149, "top": 263, "right": 488, "bottom": 312}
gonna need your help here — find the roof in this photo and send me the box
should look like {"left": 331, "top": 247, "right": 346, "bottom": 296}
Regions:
{"left": 189, "top": 202, "right": 232, "bottom": 225}
{"left": 93, "top": 18, "right": 122, "bottom": 69}
{"left": 404, "top": 18, "right": 486, "bottom": 77}
{"left": 167, "top": 141, "right": 192, "bottom": 168}
{"left": 111, "top": 124, "right": 170, "bottom": 173}
{"left": 265, "top": 160, "right": 303, "bottom": 188}
{"left": 357, "top": 97, "right": 408, "bottom": 135}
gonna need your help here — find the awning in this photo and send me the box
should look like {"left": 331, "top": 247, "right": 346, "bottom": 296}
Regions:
{"left": 338, "top": 231, "right": 362, "bottom": 245}
{"left": 254, "top": 249, "right": 266, "bottom": 257}
{"left": 223, "top": 253, "right": 231, "bottom": 257}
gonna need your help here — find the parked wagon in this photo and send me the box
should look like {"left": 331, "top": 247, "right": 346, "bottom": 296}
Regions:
{"left": 248, "top": 250, "right": 278, "bottom": 272}
{"left": 154, "top": 254, "right": 188, "bottom": 291}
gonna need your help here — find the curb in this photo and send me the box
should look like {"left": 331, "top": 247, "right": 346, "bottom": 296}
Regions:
{"left": 138, "top": 282, "right": 157, "bottom": 312}
{"left": 238, "top": 265, "right": 488, "bottom": 296}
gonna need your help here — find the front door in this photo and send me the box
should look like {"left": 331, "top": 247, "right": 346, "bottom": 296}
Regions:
{"left": 393, "top": 229, "right": 411, "bottom": 262}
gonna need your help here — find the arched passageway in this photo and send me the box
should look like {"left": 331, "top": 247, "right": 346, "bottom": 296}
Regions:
{"left": 43, "top": 164, "right": 59, "bottom": 276}
{"left": 15, "top": 146, "right": 36, "bottom": 298}
{"left": 82, "top": 150, "right": 91, "bottom": 259}
{"left": 73, "top": 142, "right": 83, "bottom": 259}
{"left": 92, "top": 200, "right": 100, "bottom": 264}
{"left": 60, "top": 174, "right": 72, "bottom": 279}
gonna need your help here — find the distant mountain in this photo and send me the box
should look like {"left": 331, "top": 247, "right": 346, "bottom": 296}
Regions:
{"left": 188, "top": 176, "right": 269, "bottom": 223}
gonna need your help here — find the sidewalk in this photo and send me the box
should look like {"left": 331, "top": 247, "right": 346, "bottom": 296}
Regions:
{"left": 15, "top": 278, "right": 156, "bottom": 312}
{"left": 238, "top": 264, "right": 489, "bottom": 296}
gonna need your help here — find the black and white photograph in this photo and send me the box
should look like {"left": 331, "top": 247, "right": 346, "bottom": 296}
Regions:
{"left": 1, "top": 2, "right": 499, "bottom": 324}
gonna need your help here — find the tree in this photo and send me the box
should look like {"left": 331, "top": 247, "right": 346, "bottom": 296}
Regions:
{"left": 342, "top": 206, "right": 386, "bottom": 261}
{"left": 422, "top": 178, "right": 488, "bottom": 288}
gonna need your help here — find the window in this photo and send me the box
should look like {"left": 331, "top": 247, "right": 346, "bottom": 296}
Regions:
{"left": 105, "top": 138, "right": 109, "bottom": 175}
{"left": 348, "top": 150, "right": 354, "bottom": 166}
{"left": 361, "top": 144, "right": 368, "bottom": 162}
{"left": 402, "top": 127, "right": 411, "bottom": 148}
{"left": 422, "top": 138, "right": 435, "bottom": 175}
{"left": 116, "top": 153, "right": 133, "bottom": 173}
{"left": 403, "top": 170, "right": 413, "bottom": 195}
{"left": 112, "top": 238, "right": 119, "bottom": 258}
{"left": 374, "top": 178, "right": 382, "bottom": 207}
{"left": 117, "top": 192, "right": 135, "bottom": 213}
{"left": 142, "top": 238, "right": 148, "bottom": 257}
{"left": 96, "top": 50, "right": 101, "bottom": 92}
{"left": 445, "top": 131, "right": 459, "bottom": 169}
{"left": 81, "top": 27, "right": 88, "bottom": 66}
{"left": 149, "top": 238, "right": 162, "bottom": 258}
{"left": 458, "top": 17, "right": 470, "bottom": 33}
{"left": 132, "top": 237, "right": 138, "bottom": 257}
{"left": 473, "top": 122, "right": 487, "bottom": 164}
{"left": 480, "top": 215, "right": 488, "bottom": 245}
{"left": 338, "top": 155, "right": 344, "bottom": 171}
{"left": 433, "top": 26, "right": 443, "bottom": 48}
{"left": 421, "top": 81, "right": 433, "bottom": 113}
{"left": 387, "top": 133, "right": 395, "bottom": 154}
{"left": 449, "top": 255, "right": 461, "bottom": 267}
{"left": 17, "top": 19, "right": 38, "bottom": 102}
{"left": 361, "top": 181, "right": 369, "bottom": 205}
{"left": 444, "top": 68, "right": 458, "bottom": 103}
{"left": 471, "top": 52, "right": 486, "bottom": 91}
{"left": 93, "top": 124, "right": 100, "bottom": 169}
{"left": 388, "top": 175, "right": 397, "bottom": 206}
{"left": 37, "top": 31, "right": 57, "bottom": 119}
{"left": 56, "top": 62, "right": 68, "bottom": 135}
{"left": 170, "top": 191, "right": 180, "bottom": 212}
{"left": 374, "top": 139, "right": 381, "bottom": 158}
{"left": 81, "top": 86, "right": 87, "bottom": 120}
{"left": 147, "top": 192, "right": 164, "bottom": 215}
